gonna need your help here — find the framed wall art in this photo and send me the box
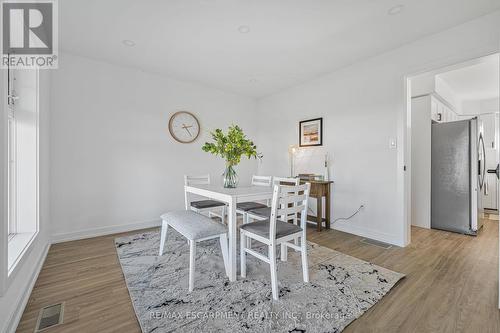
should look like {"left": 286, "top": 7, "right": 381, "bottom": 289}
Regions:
{"left": 299, "top": 118, "right": 323, "bottom": 147}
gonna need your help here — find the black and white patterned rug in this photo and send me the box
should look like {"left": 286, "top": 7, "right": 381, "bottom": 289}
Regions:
{"left": 115, "top": 230, "right": 404, "bottom": 333}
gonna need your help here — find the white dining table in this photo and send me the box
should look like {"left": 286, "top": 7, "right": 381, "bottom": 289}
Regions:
{"left": 184, "top": 184, "right": 274, "bottom": 282}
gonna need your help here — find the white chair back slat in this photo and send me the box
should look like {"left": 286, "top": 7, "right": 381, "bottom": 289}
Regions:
{"left": 278, "top": 183, "right": 309, "bottom": 194}
{"left": 277, "top": 204, "right": 307, "bottom": 216}
{"left": 278, "top": 194, "right": 308, "bottom": 206}
{"left": 184, "top": 174, "right": 210, "bottom": 210}
{"left": 269, "top": 183, "right": 311, "bottom": 241}
{"left": 251, "top": 175, "right": 272, "bottom": 187}
{"left": 273, "top": 178, "right": 301, "bottom": 223}
{"left": 185, "top": 174, "right": 211, "bottom": 186}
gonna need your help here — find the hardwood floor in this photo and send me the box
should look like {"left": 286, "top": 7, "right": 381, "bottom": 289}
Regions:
{"left": 17, "top": 219, "right": 500, "bottom": 332}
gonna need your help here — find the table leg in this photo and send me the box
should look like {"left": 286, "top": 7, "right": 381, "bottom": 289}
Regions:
{"left": 227, "top": 198, "right": 237, "bottom": 282}
{"left": 317, "top": 196, "right": 322, "bottom": 232}
{"left": 325, "top": 185, "right": 331, "bottom": 229}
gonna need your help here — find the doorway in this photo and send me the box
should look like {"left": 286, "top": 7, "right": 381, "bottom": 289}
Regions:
{"left": 407, "top": 54, "right": 499, "bottom": 234}
{"left": 405, "top": 53, "right": 500, "bottom": 305}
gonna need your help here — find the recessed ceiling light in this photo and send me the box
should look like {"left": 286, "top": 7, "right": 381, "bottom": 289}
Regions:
{"left": 238, "top": 25, "right": 250, "bottom": 34}
{"left": 122, "top": 39, "right": 136, "bottom": 47}
{"left": 388, "top": 4, "right": 404, "bottom": 15}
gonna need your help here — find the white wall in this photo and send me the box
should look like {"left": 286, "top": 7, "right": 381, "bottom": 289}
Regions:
{"left": 256, "top": 11, "right": 500, "bottom": 246}
{"left": 410, "top": 73, "right": 461, "bottom": 113}
{"left": 435, "top": 76, "right": 462, "bottom": 113}
{"left": 462, "top": 97, "right": 500, "bottom": 115}
{"left": 410, "top": 96, "right": 431, "bottom": 229}
{"left": 410, "top": 73, "right": 435, "bottom": 97}
{"left": 49, "top": 53, "right": 258, "bottom": 241}
{"left": 0, "top": 70, "right": 51, "bottom": 333}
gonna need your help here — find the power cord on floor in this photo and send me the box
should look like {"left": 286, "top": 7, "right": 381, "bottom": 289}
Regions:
{"left": 307, "top": 205, "right": 364, "bottom": 224}
{"left": 332, "top": 205, "right": 364, "bottom": 224}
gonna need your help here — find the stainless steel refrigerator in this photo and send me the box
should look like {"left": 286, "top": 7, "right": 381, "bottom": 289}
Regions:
{"left": 431, "top": 118, "right": 486, "bottom": 235}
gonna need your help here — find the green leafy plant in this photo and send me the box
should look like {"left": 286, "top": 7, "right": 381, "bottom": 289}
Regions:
{"left": 202, "top": 125, "right": 262, "bottom": 166}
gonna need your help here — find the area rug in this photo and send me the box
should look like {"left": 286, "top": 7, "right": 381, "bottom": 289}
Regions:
{"left": 115, "top": 230, "right": 404, "bottom": 333}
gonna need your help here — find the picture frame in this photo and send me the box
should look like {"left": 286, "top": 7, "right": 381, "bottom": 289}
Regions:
{"left": 299, "top": 117, "right": 323, "bottom": 147}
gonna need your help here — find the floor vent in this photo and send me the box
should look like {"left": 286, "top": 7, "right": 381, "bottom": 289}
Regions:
{"left": 360, "top": 238, "right": 393, "bottom": 249}
{"left": 35, "top": 303, "right": 64, "bottom": 332}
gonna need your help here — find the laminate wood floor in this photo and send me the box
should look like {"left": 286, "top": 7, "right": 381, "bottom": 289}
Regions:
{"left": 17, "top": 219, "right": 500, "bottom": 332}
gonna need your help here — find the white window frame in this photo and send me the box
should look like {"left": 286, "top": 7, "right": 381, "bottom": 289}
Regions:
{"left": 5, "top": 68, "right": 40, "bottom": 277}
{"left": 7, "top": 99, "right": 17, "bottom": 239}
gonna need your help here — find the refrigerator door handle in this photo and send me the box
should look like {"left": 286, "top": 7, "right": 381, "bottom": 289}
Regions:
{"left": 487, "top": 164, "right": 499, "bottom": 180}
{"left": 478, "top": 134, "right": 486, "bottom": 189}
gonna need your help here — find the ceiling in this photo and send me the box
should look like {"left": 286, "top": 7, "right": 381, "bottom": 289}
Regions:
{"left": 437, "top": 55, "right": 500, "bottom": 101}
{"left": 60, "top": 0, "right": 500, "bottom": 98}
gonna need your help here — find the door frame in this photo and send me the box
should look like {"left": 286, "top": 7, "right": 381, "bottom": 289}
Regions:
{"left": 497, "top": 101, "right": 500, "bottom": 309}
{"left": 404, "top": 53, "right": 500, "bottom": 244}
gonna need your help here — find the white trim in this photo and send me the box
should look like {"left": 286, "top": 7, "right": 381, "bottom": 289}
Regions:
{"left": 1, "top": 67, "right": 8, "bottom": 296}
{"left": 8, "top": 232, "right": 38, "bottom": 275}
{"left": 6, "top": 69, "right": 41, "bottom": 275}
{"left": 51, "top": 219, "right": 161, "bottom": 244}
{"left": 333, "top": 221, "right": 405, "bottom": 247}
{"left": 7, "top": 105, "right": 17, "bottom": 235}
{"left": 403, "top": 76, "right": 411, "bottom": 247}
{"left": 6, "top": 242, "right": 50, "bottom": 333}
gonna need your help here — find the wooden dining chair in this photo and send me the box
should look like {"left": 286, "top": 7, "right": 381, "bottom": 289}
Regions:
{"left": 240, "top": 183, "right": 311, "bottom": 301}
{"left": 184, "top": 175, "right": 226, "bottom": 224}
{"left": 236, "top": 175, "right": 272, "bottom": 225}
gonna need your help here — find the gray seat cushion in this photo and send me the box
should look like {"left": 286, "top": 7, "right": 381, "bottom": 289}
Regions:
{"left": 161, "top": 210, "right": 227, "bottom": 240}
{"left": 190, "top": 200, "right": 225, "bottom": 209}
{"left": 248, "top": 206, "right": 271, "bottom": 218}
{"left": 237, "top": 202, "right": 268, "bottom": 212}
{"left": 240, "top": 219, "right": 302, "bottom": 239}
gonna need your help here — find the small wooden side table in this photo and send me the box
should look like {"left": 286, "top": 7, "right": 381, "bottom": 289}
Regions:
{"left": 300, "top": 180, "right": 334, "bottom": 231}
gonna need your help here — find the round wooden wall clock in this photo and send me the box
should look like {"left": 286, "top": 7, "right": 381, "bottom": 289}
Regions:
{"left": 168, "top": 111, "right": 201, "bottom": 143}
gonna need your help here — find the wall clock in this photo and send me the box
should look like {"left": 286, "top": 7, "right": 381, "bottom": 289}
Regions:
{"left": 168, "top": 111, "right": 201, "bottom": 143}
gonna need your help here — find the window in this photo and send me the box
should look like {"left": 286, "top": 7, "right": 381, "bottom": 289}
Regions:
{"left": 7, "top": 96, "right": 17, "bottom": 238}
{"left": 6, "top": 66, "right": 39, "bottom": 273}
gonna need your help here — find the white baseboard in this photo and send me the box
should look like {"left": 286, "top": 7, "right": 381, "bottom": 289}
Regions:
{"left": 7, "top": 242, "right": 50, "bottom": 333}
{"left": 51, "top": 219, "right": 162, "bottom": 244}
{"left": 332, "top": 221, "right": 405, "bottom": 247}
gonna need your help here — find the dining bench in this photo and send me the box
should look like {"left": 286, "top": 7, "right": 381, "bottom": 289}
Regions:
{"left": 159, "top": 210, "right": 229, "bottom": 292}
